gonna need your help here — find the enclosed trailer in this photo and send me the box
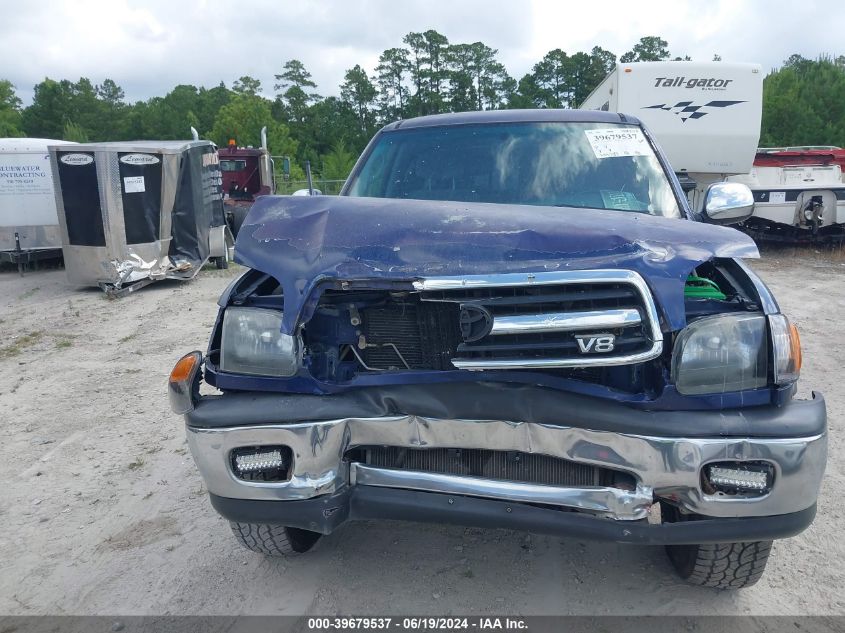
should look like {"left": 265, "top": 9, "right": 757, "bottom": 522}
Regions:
{"left": 580, "top": 61, "right": 763, "bottom": 211}
{"left": 49, "top": 140, "right": 231, "bottom": 295}
{"left": 1, "top": 138, "right": 76, "bottom": 271}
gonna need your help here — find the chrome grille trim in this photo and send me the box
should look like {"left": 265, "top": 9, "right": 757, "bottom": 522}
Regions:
{"left": 359, "top": 446, "right": 605, "bottom": 486}
{"left": 489, "top": 308, "right": 641, "bottom": 335}
{"left": 350, "top": 463, "right": 653, "bottom": 520}
{"left": 450, "top": 347, "right": 662, "bottom": 370}
{"left": 415, "top": 270, "right": 663, "bottom": 370}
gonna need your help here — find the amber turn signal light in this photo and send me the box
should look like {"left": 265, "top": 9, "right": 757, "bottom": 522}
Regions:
{"left": 789, "top": 322, "right": 802, "bottom": 373}
{"left": 169, "top": 351, "right": 203, "bottom": 414}
{"left": 170, "top": 352, "right": 200, "bottom": 383}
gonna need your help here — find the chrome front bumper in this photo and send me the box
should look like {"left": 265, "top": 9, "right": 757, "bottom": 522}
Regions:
{"left": 186, "top": 413, "right": 827, "bottom": 522}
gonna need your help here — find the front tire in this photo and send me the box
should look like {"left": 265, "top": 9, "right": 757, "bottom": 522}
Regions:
{"left": 229, "top": 522, "right": 321, "bottom": 557}
{"left": 662, "top": 503, "right": 772, "bottom": 588}
{"left": 666, "top": 540, "right": 772, "bottom": 589}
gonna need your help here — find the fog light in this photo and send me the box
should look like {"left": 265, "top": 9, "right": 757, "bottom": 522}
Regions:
{"left": 231, "top": 446, "right": 292, "bottom": 481}
{"left": 706, "top": 462, "right": 773, "bottom": 494}
{"left": 235, "top": 449, "right": 284, "bottom": 472}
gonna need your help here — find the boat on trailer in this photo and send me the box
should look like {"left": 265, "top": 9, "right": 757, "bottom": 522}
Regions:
{"left": 729, "top": 147, "right": 845, "bottom": 241}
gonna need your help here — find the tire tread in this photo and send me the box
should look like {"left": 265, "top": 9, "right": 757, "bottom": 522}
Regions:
{"left": 229, "top": 522, "right": 320, "bottom": 557}
{"left": 670, "top": 540, "right": 772, "bottom": 589}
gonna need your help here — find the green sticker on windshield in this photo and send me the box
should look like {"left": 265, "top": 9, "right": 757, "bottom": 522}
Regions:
{"left": 600, "top": 190, "right": 641, "bottom": 210}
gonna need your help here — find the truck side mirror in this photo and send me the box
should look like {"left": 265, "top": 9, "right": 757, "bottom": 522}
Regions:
{"left": 703, "top": 182, "right": 754, "bottom": 225}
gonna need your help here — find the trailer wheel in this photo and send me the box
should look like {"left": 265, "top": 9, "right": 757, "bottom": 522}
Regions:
{"left": 213, "top": 245, "right": 229, "bottom": 270}
{"left": 229, "top": 522, "right": 321, "bottom": 556}
{"left": 661, "top": 503, "right": 772, "bottom": 588}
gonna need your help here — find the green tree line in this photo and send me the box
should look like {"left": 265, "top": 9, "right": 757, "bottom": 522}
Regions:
{"left": 760, "top": 54, "right": 845, "bottom": 147}
{"left": 2, "top": 33, "right": 844, "bottom": 179}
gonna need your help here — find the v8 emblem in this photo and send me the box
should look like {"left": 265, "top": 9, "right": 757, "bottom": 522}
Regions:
{"left": 575, "top": 333, "right": 616, "bottom": 353}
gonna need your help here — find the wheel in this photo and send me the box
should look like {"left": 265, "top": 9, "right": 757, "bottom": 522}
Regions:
{"left": 213, "top": 240, "right": 230, "bottom": 269}
{"left": 666, "top": 540, "right": 772, "bottom": 589}
{"left": 230, "top": 206, "right": 250, "bottom": 238}
{"left": 229, "top": 521, "right": 321, "bottom": 557}
{"left": 662, "top": 503, "right": 772, "bottom": 589}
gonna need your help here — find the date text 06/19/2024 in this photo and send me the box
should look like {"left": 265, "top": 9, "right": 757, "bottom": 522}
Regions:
{"left": 306, "top": 617, "right": 529, "bottom": 630}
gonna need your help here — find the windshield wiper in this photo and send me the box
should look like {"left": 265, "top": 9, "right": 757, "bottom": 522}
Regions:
{"left": 553, "top": 202, "right": 650, "bottom": 214}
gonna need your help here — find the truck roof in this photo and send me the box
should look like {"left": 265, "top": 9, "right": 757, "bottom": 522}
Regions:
{"left": 219, "top": 147, "right": 266, "bottom": 158}
{"left": 382, "top": 109, "right": 638, "bottom": 131}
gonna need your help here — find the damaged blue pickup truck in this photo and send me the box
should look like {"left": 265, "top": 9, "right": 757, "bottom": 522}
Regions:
{"left": 170, "top": 110, "right": 826, "bottom": 588}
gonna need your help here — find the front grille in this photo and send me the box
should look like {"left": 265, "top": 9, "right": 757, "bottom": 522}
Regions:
{"left": 356, "top": 271, "right": 661, "bottom": 371}
{"left": 351, "top": 446, "right": 627, "bottom": 487}
{"left": 425, "top": 281, "right": 652, "bottom": 367}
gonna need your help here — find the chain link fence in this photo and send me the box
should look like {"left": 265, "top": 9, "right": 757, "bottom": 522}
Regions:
{"left": 275, "top": 179, "right": 347, "bottom": 195}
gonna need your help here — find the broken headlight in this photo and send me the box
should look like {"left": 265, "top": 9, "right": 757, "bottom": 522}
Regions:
{"left": 220, "top": 307, "right": 298, "bottom": 377}
{"left": 671, "top": 314, "right": 768, "bottom": 395}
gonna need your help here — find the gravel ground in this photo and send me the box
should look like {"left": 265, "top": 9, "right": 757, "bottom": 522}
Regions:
{"left": 0, "top": 253, "right": 841, "bottom": 616}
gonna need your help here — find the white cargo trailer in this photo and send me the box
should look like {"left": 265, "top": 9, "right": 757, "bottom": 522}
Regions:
{"left": 580, "top": 61, "right": 763, "bottom": 212}
{"left": 0, "top": 138, "right": 76, "bottom": 270}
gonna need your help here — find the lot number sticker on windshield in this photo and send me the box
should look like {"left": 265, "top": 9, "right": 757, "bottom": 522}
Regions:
{"left": 585, "top": 128, "right": 651, "bottom": 159}
{"left": 123, "top": 176, "right": 145, "bottom": 193}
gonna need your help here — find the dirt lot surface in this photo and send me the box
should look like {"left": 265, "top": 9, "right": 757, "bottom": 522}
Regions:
{"left": 0, "top": 252, "right": 842, "bottom": 616}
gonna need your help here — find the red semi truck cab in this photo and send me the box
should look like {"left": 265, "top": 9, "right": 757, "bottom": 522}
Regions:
{"left": 220, "top": 145, "right": 273, "bottom": 201}
{"left": 219, "top": 136, "right": 275, "bottom": 235}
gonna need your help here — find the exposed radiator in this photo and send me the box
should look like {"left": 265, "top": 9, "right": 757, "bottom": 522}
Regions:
{"left": 361, "top": 302, "right": 460, "bottom": 370}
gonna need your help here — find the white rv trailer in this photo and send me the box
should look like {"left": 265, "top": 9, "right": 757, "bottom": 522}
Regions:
{"left": 581, "top": 62, "right": 845, "bottom": 238}
{"left": 580, "top": 61, "right": 763, "bottom": 212}
{"left": 0, "top": 138, "right": 76, "bottom": 270}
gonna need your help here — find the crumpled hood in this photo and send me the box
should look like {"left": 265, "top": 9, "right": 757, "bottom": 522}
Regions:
{"left": 235, "top": 195, "right": 758, "bottom": 333}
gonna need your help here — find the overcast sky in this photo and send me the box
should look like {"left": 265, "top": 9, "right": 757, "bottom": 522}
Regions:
{"left": 3, "top": 0, "right": 842, "bottom": 105}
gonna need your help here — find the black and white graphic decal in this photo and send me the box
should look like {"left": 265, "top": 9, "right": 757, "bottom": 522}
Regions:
{"left": 643, "top": 100, "right": 745, "bottom": 122}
